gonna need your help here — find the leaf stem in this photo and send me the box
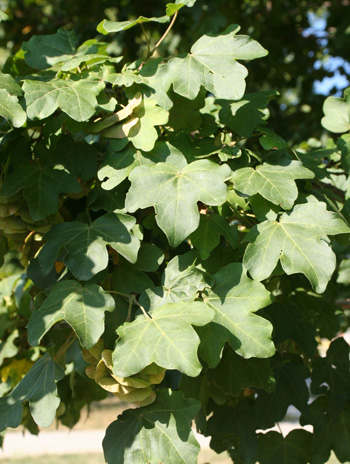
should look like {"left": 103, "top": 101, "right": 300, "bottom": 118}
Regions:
{"left": 149, "top": 11, "right": 178, "bottom": 57}
{"left": 54, "top": 331, "right": 76, "bottom": 361}
{"left": 132, "top": 295, "right": 152, "bottom": 320}
{"left": 108, "top": 290, "right": 152, "bottom": 320}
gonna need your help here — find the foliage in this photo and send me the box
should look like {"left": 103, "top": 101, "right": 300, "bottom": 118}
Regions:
{"left": 0, "top": 1, "right": 349, "bottom": 463}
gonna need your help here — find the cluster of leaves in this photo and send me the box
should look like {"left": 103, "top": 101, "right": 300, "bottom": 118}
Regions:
{"left": 0, "top": 2, "right": 350, "bottom": 463}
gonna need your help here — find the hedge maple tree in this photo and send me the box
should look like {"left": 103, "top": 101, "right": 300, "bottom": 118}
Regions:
{"left": 0, "top": 2, "right": 350, "bottom": 463}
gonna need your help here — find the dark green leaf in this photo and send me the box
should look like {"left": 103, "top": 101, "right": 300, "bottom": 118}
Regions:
{"left": 0, "top": 355, "right": 64, "bottom": 431}
{"left": 103, "top": 390, "right": 200, "bottom": 464}
{"left": 1, "top": 159, "right": 81, "bottom": 221}
{"left": 37, "top": 213, "right": 140, "bottom": 280}
{"left": 258, "top": 430, "right": 313, "bottom": 464}
{"left": 190, "top": 214, "right": 239, "bottom": 260}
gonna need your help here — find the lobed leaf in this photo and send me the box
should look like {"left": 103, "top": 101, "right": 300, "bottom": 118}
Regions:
{"left": 244, "top": 199, "right": 350, "bottom": 293}
{"left": 37, "top": 213, "right": 140, "bottom": 280}
{"left": 28, "top": 280, "right": 115, "bottom": 349}
{"left": 125, "top": 160, "right": 231, "bottom": 246}
{"left": 112, "top": 301, "right": 214, "bottom": 377}
{"left": 103, "top": 389, "right": 201, "bottom": 464}
{"left": 0, "top": 354, "right": 64, "bottom": 431}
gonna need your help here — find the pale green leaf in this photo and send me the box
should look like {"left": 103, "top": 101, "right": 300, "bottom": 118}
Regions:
{"left": 28, "top": 280, "right": 115, "bottom": 348}
{"left": 103, "top": 390, "right": 200, "bottom": 464}
{"left": 101, "top": 99, "right": 169, "bottom": 152}
{"left": 23, "top": 78, "right": 103, "bottom": 122}
{"left": 37, "top": 213, "right": 140, "bottom": 280}
{"left": 232, "top": 160, "right": 314, "bottom": 210}
{"left": 112, "top": 301, "right": 214, "bottom": 377}
{"left": 0, "top": 11, "right": 9, "bottom": 22}
{"left": 244, "top": 200, "right": 350, "bottom": 293}
{"left": 0, "top": 330, "right": 19, "bottom": 365}
{"left": 140, "top": 251, "right": 211, "bottom": 310}
{"left": 98, "top": 141, "right": 186, "bottom": 191}
{"left": 198, "top": 263, "right": 274, "bottom": 366}
{"left": 167, "top": 25, "right": 268, "bottom": 100}
{"left": 0, "top": 72, "right": 23, "bottom": 96}
{"left": 125, "top": 160, "right": 231, "bottom": 246}
{"left": 97, "top": 16, "right": 169, "bottom": 35}
{"left": 321, "top": 87, "right": 350, "bottom": 133}
{"left": 0, "top": 354, "right": 64, "bottom": 431}
{"left": 0, "top": 90, "right": 26, "bottom": 127}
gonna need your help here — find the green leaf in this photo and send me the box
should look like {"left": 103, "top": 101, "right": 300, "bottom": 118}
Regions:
{"left": 28, "top": 280, "right": 114, "bottom": 349}
{"left": 37, "top": 213, "right": 140, "bottom": 280}
{"left": 135, "top": 244, "right": 164, "bottom": 272}
{"left": 301, "top": 397, "right": 350, "bottom": 464}
{"left": 244, "top": 199, "right": 350, "bottom": 293}
{"left": 207, "top": 399, "right": 258, "bottom": 459}
{"left": 0, "top": 11, "right": 9, "bottom": 22}
{"left": 0, "top": 330, "right": 19, "bottom": 365}
{"left": 259, "top": 128, "right": 288, "bottom": 150}
{"left": 52, "top": 135, "right": 98, "bottom": 180}
{"left": 190, "top": 214, "right": 239, "bottom": 259}
{"left": 0, "top": 89, "right": 27, "bottom": 128}
{"left": 101, "top": 99, "right": 169, "bottom": 152}
{"left": 337, "top": 134, "right": 350, "bottom": 173}
{"left": 219, "top": 90, "right": 277, "bottom": 138}
{"left": 126, "top": 160, "right": 231, "bottom": 247}
{"left": 103, "top": 389, "right": 201, "bottom": 464}
{"left": 167, "top": 25, "right": 267, "bottom": 100}
{"left": 232, "top": 160, "right": 314, "bottom": 210}
{"left": 311, "top": 338, "right": 350, "bottom": 398}
{"left": 139, "top": 59, "right": 173, "bottom": 110}
{"left": 263, "top": 296, "right": 318, "bottom": 356}
{"left": 256, "top": 354, "right": 309, "bottom": 428}
{"left": 0, "top": 354, "right": 64, "bottom": 431}
{"left": 112, "top": 260, "right": 154, "bottom": 295}
{"left": 97, "top": 16, "right": 170, "bottom": 35}
{"left": 98, "top": 141, "right": 186, "bottom": 191}
{"left": 0, "top": 72, "right": 23, "bottom": 96}
{"left": 321, "top": 87, "right": 350, "bottom": 133}
{"left": 1, "top": 158, "right": 81, "bottom": 221}
{"left": 112, "top": 301, "right": 214, "bottom": 377}
{"left": 166, "top": 0, "right": 196, "bottom": 15}
{"left": 207, "top": 347, "right": 275, "bottom": 397}
{"left": 23, "top": 78, "right": 103, "bottom": 122}
{"left": 198, "top": 263, "right": 274, "bottom": 366}
{"left": 168, "top": 88, "right": 206, "bottom": 132}
{"left": 23, "top": 29, "right": 77, "bottom": 69}
{"left": 140, "top": 251, "right": 211, "bottom": 310}
{"left": 258, "top": 430, "right": 313, "bottom": 464}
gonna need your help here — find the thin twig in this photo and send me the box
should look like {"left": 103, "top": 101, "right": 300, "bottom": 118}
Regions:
{"left": 107, "top": 290, "right": 131, "bottom": 299}
{"left": 149, "top": 11, "right": 178, "bottom": 57}
{"left": 132, "top": 295, "right": 152, "bottom": 320}
{"left": 108, "top": 290, "right": 152, "bottom": 320}
{"left": 54, "top": 331, "right": 76, "bottom": 361}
